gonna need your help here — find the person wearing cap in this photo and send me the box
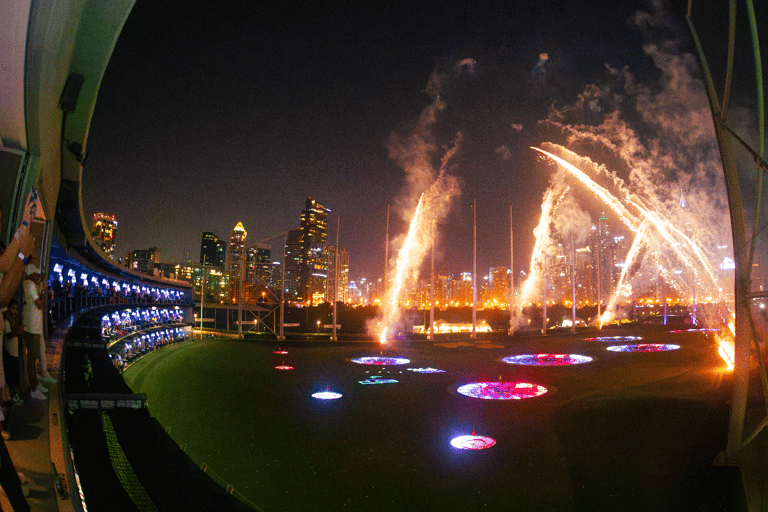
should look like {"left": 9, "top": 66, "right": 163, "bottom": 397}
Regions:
{"left": 22, "top": 264, "right": 47, "bottom": 400}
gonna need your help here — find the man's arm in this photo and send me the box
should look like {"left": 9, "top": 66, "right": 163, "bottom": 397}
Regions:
{"left": 0, "top": 232, "right": 35, "bottom": 308}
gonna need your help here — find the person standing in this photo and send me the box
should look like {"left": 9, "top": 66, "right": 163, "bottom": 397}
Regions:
{"left": 3, "top": 300, "right": 23, "bottom": 405}
{"left": 22, "top": 265, "right": 48, "bottom": 400}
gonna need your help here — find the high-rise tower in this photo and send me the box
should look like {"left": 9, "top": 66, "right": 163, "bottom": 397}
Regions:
{"left": 91, "top": 213, "right": 117, "bottom": 258}
{"left": 227, "top": 222, "right": 247, "bottom": 304}
{"left": 200, "top": 232, "right": 226, "bottom": 268}
{"left": 299, "top": 198, "right": 330, "bottom": 304}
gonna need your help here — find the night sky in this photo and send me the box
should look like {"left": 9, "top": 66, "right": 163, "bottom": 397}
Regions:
{"left": 83, "top": 0, "right": 759, "bottom": 284}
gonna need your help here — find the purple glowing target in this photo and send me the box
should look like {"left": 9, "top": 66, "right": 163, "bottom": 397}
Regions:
{"left": 351, "top": 356, "right": 410, "bottom": 366}
{"left": 585, "top": 335, "right": 644, "bottom": 343}
{"left": 606, "top": 343, "right": 680, "bottom": 353}
{"left": 450, "top": 430, "right": 496, "bottom": 450}
{"left": 502, "top": 354, "right": 592, "bottom": 366}
{"left": 274, "top": 360, "right": 294, "bottom": 370}
{"left": 456, "top": 381, "right": 548, "bottom": 400}
{"left": 669, "top": 328, "right": 720, "bottom": 333}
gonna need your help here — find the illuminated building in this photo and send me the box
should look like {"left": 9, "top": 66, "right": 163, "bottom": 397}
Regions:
{"left": 300, "top": 198, "right": 330, "bottom": 304}
{"left": 200, "top": 232, "right": 226, "bottom": 268}
{"left": 226, "top": 222, "right": 247, "bottom": 304}
{"left": 91, "top": 213, "right": 117, "bottom": 258}
{"left": 245, "top": 244, "right": 271, "bottom": 285}
{"left": 283, "top": 229, "right": 302, "bottom": 299}
{"left": 126, "top": 248, "right": 160, "bottom": 275}
{"left": 327, "top": 245, "right": 349, "bottom": 303}
{"left": 452, "top": 272, "right": 473, "bottom": 306}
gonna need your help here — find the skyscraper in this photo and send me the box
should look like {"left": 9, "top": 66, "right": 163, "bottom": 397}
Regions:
{"left": 246, "top": 244, "right": 272, "bottom": 285}
{"left": 200, "top": 232, "right": 226, "bottom": 268}
{"left": 299, "top": 198, "right": 331, "bottom": 303}
{"left": 227, "top": 222, "right": 247, "bottom": 304}
{"left": 283, "top": 229, "right": 302, "bottom": 299}
{"left": 91, "top": 213, "right": 117, "bottom": 258}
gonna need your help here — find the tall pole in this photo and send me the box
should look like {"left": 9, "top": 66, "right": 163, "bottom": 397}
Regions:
{"left": 428, "top": 221, "right": 435, "bottom": 340}
{"left": 279, "top": 233, "right": 286, "bottom": 341}
{"left": 571, "top": 231, "right": 576, "bottom": 333}
{"left": 384, "top": 204, "right": 389, "bottom": 298}
{"left": 471, "top": 199, "right": 477, "bottom": 339}
{"left": 332, "top": 217, "right": 339, "bottom": 341}
{"left": 542, "top": 275, "right": 548, "bottom": 335}
{"left": 509, "top": 206, "right": 515, "bottom": 335}
{"left": 200, "top": 255, "right": 205, "bottom": 338}
{"left": 596, "top": 227, "right": 602, "bottom": 328}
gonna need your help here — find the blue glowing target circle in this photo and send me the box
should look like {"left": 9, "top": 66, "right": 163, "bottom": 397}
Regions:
{"left": 350, "top": 356, "right": 410, "bottom": 366}
{"left": 606, "top": 343, "right": 680, "bottom": 353}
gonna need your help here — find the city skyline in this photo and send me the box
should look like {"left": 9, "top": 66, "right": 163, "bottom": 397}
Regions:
{"left": 81, "top": 0, "right": 762, "bottom": 286}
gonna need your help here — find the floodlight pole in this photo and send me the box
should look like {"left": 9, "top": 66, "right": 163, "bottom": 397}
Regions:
{"left": 471, "top": 199, "right": 477, "bottom": 339}
{"left": 200, "top": 255, "right": 205, "bottom": 338}
{"left": 279, "top": 232, "right": 286, "bottom": 341}
{"left": 428, "top": 220, "right": 434, "bottom": 340}
{"left": 332, "top": 217, "right": 339, "bottom": 341}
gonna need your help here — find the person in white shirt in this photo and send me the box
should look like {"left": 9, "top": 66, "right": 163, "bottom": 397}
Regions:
{"left": 22, "top": 264, "right": 48, "bottom": 400}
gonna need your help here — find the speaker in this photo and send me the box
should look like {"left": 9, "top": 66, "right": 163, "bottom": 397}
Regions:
{"left": 59, "top": 73, "right": 85, "bottom": 113}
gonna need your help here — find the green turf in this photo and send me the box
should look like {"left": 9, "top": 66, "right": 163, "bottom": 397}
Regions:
{"left": 123, "top": 334, "right": 737, "bottom": 512}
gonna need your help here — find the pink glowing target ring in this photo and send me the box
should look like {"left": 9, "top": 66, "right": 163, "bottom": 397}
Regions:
{"left": 274, "top": 364, "right": 294, "bottom": 370}
{"left": 351, "top": 356, "right": 410, "bottom": 366}
{"left": 502, "top": 354, "right": 592, "bottom": 366}
{"left": 606, "top": 343, "right": 680, "bottom": 353}
{"left": 456, "top": 381, "right": 548, "bottom": 400}
{"left": 585, "top": 335, "right": 643, "bottom": 342}
{"left": 450, "top": 432, "right": 496, "bottom": 450}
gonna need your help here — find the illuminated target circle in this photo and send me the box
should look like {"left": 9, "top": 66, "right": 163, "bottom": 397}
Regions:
{"left": 606, "top": 343, "right": 680, "bottom": 353}
{"left": 450, "top": 433, "right": 496, "bottom": 450}
{"left": 501, "top": 354, "right": 592, "bottom": 366}
{"left": 456, "top": 381, "right": 548, "bottom": 400}
{"left": 273, "top": 350, "right": 289, "bottom": 354}
{"left": 669, "top": 328, "right": 720, "bottom": 333}
{"left": 407, "top": 367, "right": 446, "bottom": 374}
{"left": 312, "top": 390, "right": 342, "bottom": 400}
{"left": 351, "top": 356, "right": 410, "bottom": 366}
{"left": 274, "top": 361, "right": 294, "bottom": 370}
{"left": 585, "top": 335, "right": 643, "bottom": 342}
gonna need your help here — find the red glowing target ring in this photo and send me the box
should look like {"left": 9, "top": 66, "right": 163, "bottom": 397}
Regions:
{"left": 450, "top": 433, "right": 496, "bottom": 450}
{"left": 502, "top": 354, "right": 592, "bottom": 366}
{"left": 456, "top": 381, "right": 548, "bottom": 400}
{"left": 606, "top": 343, "right": 680, "bottom": 353}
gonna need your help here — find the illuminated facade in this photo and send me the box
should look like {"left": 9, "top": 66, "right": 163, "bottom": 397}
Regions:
{"left": 226, "top": 222, "right": 247, "bottom": 304}
{"left": 200, "top": 232, "right": 226, "bottom": 268}
{"left": 126, "top": 248, "right": 160, "bottom": 275}
{"left": 298, "top": 198, "right": 331, "bottom": 304}
{"left": 327, "top": 246, "right": 349, "bottom": 303}
{"left": 91, "top": 213, "right": 117, "bottom": 259}
{"left": 283, "top": 229, "right": 302, "bottom": 299}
